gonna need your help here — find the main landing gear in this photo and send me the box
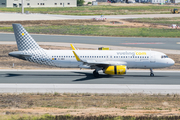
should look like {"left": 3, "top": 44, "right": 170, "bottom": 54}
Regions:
{"left": 93, "top": 70, "right": 99, "bottom": 78}
{"left": 150, "top": 68, "right": 154, "bottom": 77}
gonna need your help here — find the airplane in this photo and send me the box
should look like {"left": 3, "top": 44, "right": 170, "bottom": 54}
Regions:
{"left": 9, "top": 24, "right": 175, "bottom": 77}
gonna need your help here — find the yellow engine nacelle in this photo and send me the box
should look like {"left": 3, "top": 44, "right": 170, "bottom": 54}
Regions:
{"left": 104, "top": 65, "right": 126, "bottom": 75}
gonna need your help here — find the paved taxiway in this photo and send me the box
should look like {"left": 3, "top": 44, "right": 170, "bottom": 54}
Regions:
{"left": 0, "top": 70, "right": 180, "bottom": 94}
{"left": 1, "top": 13, "right": 180, "bottom": 21}
{"left": 1, "top": 33, "right": 180, "bottom": 50}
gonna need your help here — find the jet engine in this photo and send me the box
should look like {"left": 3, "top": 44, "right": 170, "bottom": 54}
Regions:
{"left": 104, "top": 65, "right": 126, "bottom": 75}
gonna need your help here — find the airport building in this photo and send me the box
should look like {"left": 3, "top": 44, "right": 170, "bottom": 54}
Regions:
{"left": 0, "top": 0, "right": 77, "bottom": 7}
{"left": 149, "top": 0, "right": 165, "bottom": 3}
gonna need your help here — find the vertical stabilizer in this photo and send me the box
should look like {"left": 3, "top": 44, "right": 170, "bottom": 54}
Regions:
{"left": 12, "top": 24, "right": 41, "bottom": 51}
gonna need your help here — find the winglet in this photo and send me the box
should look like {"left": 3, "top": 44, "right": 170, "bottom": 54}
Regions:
{"left": 73, "top": 51, "right": 81, "bottom": 62}
{"left": 70, "top": 44, "right": 76, "bottom": 50}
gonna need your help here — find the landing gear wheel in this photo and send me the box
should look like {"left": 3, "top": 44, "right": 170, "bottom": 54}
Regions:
{"left": 150, "top": 68, "right": 154, "bottom": 77}
{"left": 150, "top": 73, "right": 154, "bottom": 77}
{"left": 93, "top": 70, "right": 99, "bottom": 78}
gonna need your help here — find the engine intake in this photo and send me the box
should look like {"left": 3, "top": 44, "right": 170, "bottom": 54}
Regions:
{"left": 104, "top": 65, "right": 126, "bottom": 75}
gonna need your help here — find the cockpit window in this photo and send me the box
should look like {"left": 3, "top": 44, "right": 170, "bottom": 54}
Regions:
{"left": 161, "top": 55, "right": 168, "bottom": 58}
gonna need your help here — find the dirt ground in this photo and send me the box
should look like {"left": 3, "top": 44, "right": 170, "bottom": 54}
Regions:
{"left": 1, "top": 107, "right": 180, "bottom": 117}
{"left": 0, "top": 44, "right": 180, "bottom": 69}
{"left": 0, "top": 93, "right": 180, "bottom": 117}
{"left": 0, "top": 19, "right": 173, "bottom": 29}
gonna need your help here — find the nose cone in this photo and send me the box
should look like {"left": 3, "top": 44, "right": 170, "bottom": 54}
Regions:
{"left": 168, "top": 58, "right": 175, "bottom": 66}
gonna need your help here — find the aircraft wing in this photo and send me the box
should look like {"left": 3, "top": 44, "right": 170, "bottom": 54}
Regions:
{"left": 72, "top": 51, "right": 127, "bottom": 68}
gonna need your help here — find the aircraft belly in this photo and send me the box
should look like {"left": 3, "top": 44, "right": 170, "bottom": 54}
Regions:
{"left": 53, "top": 60, "right": 70, "bottom": 67}
{"left": 134, "top": 61, "right": 151, "bottom": 68}
{"left": 52, "top": 60, "right": 81, "bottom": 68}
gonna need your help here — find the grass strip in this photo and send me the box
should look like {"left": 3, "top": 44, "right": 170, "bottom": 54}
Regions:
{"left": 0, "top": 5, "right": 179, "bottom": 15}
{"left": 0, "top": 93, "right": 179, "bottom": 110}
{"left": 1, "top": 25, "right": 180, "bottom": 37}
{"left": 127, "top": 17, "right": 180, "bottom": 25}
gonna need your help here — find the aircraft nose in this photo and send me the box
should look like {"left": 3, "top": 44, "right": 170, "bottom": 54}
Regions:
{"left": 169, "top": 58, "right": 175, "bottom": 66}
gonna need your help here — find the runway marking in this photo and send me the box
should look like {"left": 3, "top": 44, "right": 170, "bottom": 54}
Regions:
{"left": 0, "top": 84, "right": 180, "bottom": 94}
{"left": 177, "top": 42, "right": 180, "bottom": 44}
{"left": 120, "top": 42, "right": 164, "bottom": 45}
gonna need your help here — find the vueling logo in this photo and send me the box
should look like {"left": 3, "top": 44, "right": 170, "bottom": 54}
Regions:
{"left": 135, "top": 52, "right": 146, "bottom": 55}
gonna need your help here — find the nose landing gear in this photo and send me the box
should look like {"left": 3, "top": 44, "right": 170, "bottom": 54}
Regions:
{"left": 150, "top": 68, "right": 154, "bottom": 77}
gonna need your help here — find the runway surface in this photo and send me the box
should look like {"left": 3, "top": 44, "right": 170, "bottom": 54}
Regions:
{"left": 1, "top": 33, "right": 180, "bottom": 50}
{"left": 0, "top": 70, "right": 180, "bottom": 84}
{"left": 0, "top": 70, "right": 180, "bottom": 94}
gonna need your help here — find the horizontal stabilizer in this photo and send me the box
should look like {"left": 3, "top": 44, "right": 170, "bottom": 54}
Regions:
{"left": 9, "top": 51, "right": 32, "bottom": 60}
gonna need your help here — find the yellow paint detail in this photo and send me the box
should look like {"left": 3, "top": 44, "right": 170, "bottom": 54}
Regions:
{"left": 70, "top": 44, "right": 76, "bottom": 50}
{"left": 135, "top": 52, "right": 146, "bottom": 55}
{"left": 105, "top": 65, "right": 126, "bottom": 75}
{"left": 22, "top": 33, "right": 24, "bottom": 36}
{"left": 72, "top": 51, "right": 81, "bottom": 62}
{"left": 116, "top": 65, "right": 126, "bottom": 75}
{"left": 98, "top": 47, "right": 109, "bottom": 50}
{"left": 105, "top": 66, "right": 115, "bottom": 75}
{"left": 52, "top": 58, "right": 54, "bottom": 60}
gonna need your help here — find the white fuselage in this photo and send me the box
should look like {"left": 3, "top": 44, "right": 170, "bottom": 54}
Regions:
{"left": 45, "top": 50, "right": 174, "bottom": 69}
